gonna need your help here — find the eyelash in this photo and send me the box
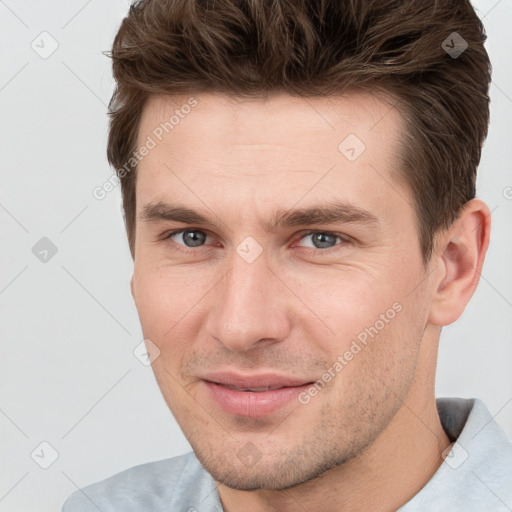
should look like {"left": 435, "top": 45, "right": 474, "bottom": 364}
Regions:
{"left": 157, "top": 228, "right": 352, "bottom": 255}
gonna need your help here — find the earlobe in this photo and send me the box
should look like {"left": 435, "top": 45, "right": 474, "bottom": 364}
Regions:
{"left": 428, "top": 199, "right": 491, "bottom": 326}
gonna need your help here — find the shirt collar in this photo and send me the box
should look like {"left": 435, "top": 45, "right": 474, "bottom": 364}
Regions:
{"left": 399, "top": 397, "right": 512, "bottom": 511}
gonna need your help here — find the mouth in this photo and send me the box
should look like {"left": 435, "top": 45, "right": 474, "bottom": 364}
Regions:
{"left": 218, "top": 384, "right": 290, "bottom": 392}
{"left": 201, "top": 372, "right": 314, "bottom": 418}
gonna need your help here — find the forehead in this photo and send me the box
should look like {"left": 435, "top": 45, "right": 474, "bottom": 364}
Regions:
{"left": 135, "top": 91, "right": 411, "bottom": 227}
{"left": 138, "top": 90, "right": 403, "bottom": 155}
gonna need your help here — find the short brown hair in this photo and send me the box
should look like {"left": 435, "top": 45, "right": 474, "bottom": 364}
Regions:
{"left": 107, "top": 0, "right": 491, "bottom": 263}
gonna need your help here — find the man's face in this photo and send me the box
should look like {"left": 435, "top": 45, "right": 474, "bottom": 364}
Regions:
{"left": 131, "top": 91, "right": 436, "bottom": 490}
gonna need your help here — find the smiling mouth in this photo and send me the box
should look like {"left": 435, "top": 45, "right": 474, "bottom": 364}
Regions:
{"left": 212, "top": 383, "right": 295, "bottom": 392}
{"left": 202, "top": 377, "right": 315, "bottom": 417}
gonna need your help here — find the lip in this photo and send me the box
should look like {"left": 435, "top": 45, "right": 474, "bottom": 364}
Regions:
{"left": 201, "top": 371, "right": 314, "bottom": 418}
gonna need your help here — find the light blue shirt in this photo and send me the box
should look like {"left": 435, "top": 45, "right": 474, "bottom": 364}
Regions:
{"left": 62, "top": 397, "right": 512, "bottom": 511}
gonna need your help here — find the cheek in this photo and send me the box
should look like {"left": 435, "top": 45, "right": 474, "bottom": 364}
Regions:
{"left": 288, "top": 264, "right": 426, "bottom": 388}
{"left": 282, "top": 266, "right": 401, "bottom": 348}
{"left": 326, "top": 306, "right": 424, "bottom": 420}
{"left": 132, "top": 263, "right": 211, "bottom": 333}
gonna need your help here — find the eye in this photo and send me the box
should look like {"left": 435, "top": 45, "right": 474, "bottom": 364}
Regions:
{"left": 295, "top": 231, "right": 348, "bottom": 251}
{"left": 163, "top": 229, "right": 210, "bottom": 248}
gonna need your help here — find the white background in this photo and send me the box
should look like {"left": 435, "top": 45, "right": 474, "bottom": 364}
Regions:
{"left": 0, "top": 1, "right": 511, "bottom": 510}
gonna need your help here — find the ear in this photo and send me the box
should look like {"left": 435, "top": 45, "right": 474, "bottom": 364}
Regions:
{"left": 130, "top": 274, "right": 135, "bottom": 298}
{"left": 428, "top": 199, "right": 491, "bottom": 326}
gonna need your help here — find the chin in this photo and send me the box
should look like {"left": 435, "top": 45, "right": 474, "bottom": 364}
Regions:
{"left": 196, "top": 448, "right": 352, "bottom": 492}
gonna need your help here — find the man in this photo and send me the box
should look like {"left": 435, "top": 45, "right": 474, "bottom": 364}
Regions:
{"left": 63, "top": 0, "right": 512, "bottom": 510}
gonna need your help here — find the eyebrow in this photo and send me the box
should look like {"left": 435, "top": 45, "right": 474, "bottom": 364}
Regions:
{"left": 140, "top": 201, "right": 379, "bottom": 232}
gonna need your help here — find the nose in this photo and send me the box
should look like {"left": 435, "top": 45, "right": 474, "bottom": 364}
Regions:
{"left": 206, "top": 250, "right": 292, "bottom": 352}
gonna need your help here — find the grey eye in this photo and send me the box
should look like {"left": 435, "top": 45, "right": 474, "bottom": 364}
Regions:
{"left": 299, "top": 232, "right": 339, "bottom": 249}
{"left": 313, "top": 233, "right": 337, "bottom": 248}
{"left": 175, "top": 230, "right": 207, "bottom": 247}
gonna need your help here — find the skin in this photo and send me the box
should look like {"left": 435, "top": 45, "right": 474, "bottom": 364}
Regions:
{"left": 130, "top": 91, "right": 490, "bottom": 512}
